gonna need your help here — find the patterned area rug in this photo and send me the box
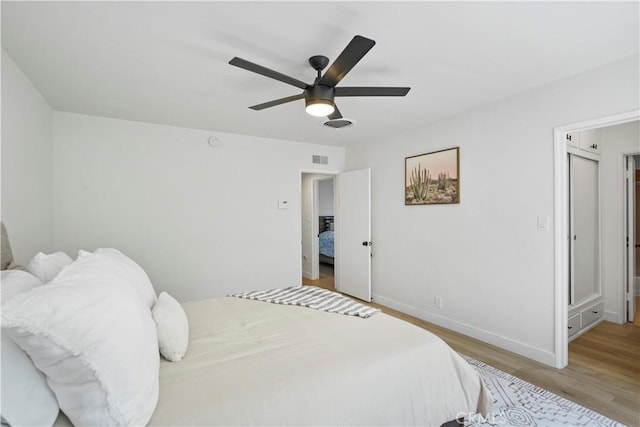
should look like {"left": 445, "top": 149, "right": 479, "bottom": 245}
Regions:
{"left": 461, "top": 355, "right": 625, "bottom": 427}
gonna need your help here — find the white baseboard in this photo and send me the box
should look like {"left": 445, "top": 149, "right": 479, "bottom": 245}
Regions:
{"left": 302, "top": 270, "right": 312, "bottom": 280}
{"left": 604, "top": 310, "right": 620, "bottom": 323}
{"left": 372, "top": 294, "right": 556, "bottom": 367}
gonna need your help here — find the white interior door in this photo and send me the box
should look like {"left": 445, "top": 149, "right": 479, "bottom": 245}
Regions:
{"left": 627, "top": 156, "right": 636, "bottom": 322}
{"left": 336, "top": 168, "right": 371, "bottom": 301}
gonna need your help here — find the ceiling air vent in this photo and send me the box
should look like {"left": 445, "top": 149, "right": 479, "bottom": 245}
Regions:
{"left": 312, "top": 155, "right": 328, "bottom": 165}
{"left": 323, "top": 118, "right": 355, "bottom": 129}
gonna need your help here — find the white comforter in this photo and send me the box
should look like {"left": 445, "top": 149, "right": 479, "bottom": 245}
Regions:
{"left": 147, "top": 297, "right": 492, "bottom": 426}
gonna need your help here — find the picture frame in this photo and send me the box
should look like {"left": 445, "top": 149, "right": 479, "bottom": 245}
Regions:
{"left": 405, "top": 147, "right": 459, "bottom": 205}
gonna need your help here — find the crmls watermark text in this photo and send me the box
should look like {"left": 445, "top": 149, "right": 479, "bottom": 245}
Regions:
{"left": 455, "top": 412, "right": 506, "bottom": 426}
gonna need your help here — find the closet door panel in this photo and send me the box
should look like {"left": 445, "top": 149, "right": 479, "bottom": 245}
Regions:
{"left": 570, "top": 155, "right": 599, "bottom": 305}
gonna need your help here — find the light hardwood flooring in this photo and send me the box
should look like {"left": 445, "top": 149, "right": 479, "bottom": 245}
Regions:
{"left": 302, "top": 263, "right": 335, "bottom": 290}
{"left": 300, "top": 274, "right": 640, "bottom": 426}
{"left": 635, "top": 296, "right": 640, "bottom": 326}
{"left": 376, "top": 307, "right": 640, "bottom": 427}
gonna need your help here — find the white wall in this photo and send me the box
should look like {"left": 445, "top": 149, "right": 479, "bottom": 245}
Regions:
{"left": 52, "top": 112, "right": 344, "bottom": 301}
{"left": 600, "top": 120, "right": 640, "bottom": 322}
{"left": 1, "top": 50, "right": 53, "bottom": 263}
{"left": 318, "top": 178, "right": 335, "bottom": 217}
{"left": 345, "top": 54, "right": 639, "bottom": 366}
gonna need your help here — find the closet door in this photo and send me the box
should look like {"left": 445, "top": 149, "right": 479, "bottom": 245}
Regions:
{"left": 569, "top": 154, "right": 600, "bottom": 305}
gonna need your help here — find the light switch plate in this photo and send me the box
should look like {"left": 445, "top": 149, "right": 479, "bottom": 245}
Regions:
{"left": 537, "top": 215, "right": 549, "bottom": 231}
{"left": 278, "top": 200, "right": 289, "bottom": 209}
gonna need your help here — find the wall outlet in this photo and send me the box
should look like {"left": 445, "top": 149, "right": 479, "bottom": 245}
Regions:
{"left": 434, "top": 296, "right": 443, "bottom": 309}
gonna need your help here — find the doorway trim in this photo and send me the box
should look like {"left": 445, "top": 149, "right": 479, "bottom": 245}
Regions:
{"left": 553, "top": 109, "right": 640, "bottom": 369}
{"left": 624, "top": 154, "right": 639, "bottom": 322}
{"left": 298, "top": 169, "right": 339, "bottom": 285}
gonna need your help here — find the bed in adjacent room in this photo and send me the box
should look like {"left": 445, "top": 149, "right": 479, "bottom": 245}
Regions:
{"left": 1, "top": 223, "right": 492, "bottom": 427}
{"left": 319, "top": 215, "right": 335, "bottom": 265}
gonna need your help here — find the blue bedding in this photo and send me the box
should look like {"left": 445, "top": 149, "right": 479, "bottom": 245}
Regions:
{"left": 319, "top": 230, "right": 334, "bottom": 258}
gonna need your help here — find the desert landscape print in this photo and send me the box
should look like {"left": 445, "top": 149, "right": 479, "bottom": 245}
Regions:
{"left": 405, "top": 147, "right": 459, "bottom": 205}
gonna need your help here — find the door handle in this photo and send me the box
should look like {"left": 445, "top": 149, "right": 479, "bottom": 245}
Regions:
{"left": 362, "top": 241, "right": 372, "bottom": 246}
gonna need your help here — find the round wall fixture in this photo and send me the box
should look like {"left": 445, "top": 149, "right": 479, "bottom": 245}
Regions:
{"left": 207, "top": 136, "right": 219, "bottom": 147}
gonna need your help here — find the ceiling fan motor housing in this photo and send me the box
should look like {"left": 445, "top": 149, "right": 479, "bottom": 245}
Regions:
{"left": 304, "top": 84, "right": 335, "bottom": 108}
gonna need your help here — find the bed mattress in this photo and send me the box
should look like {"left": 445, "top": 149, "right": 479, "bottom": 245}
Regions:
{"left": 54, "top": 296, "right": 491, "bottom": 426}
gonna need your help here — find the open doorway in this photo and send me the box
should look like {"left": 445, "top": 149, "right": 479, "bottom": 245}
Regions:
{"left": 301, "top": 173, "right": 335, "bottom": 290}
{"left": 554, "top": 112, "right": 639, "bottom": 369}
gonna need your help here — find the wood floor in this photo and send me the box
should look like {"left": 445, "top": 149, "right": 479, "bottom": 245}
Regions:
{"left": 302, "top": 263, "right": 335, "bottom": 291}
{"left": 302, "top": 271, "right": 640, "bottom": 426}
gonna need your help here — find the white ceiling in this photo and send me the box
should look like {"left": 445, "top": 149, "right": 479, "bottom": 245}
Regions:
{"left": 2, "top": 1, "right": 638, "bottom": 146}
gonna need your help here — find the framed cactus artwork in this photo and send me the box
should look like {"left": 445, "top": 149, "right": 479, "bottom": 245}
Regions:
{"left": 405, "top": 147, "right": 459, "bottom": 205}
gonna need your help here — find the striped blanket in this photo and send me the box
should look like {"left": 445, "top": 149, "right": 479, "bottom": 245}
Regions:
{"left": 229, "top": 285, "right": 379, "bottom": 319}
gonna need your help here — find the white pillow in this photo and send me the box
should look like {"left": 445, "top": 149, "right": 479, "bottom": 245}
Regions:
{"left": 152, "top": 292, "right": 189, "bottom": 362}
{"left": 83, "top": 248, "right": 157, "bottom": 308}
{"left": 2, "top": 269, "right": 43, "bottom": 300}
{"left": 26, "top": 251, "right": 73, "bottom": 282}
{"left": 2, "top": 253, "right": 160, "bottom": 426}
{"left": 1, "top": 270, "right": 59, "bottom": 427}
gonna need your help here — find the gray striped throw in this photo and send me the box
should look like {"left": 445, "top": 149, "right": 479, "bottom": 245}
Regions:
{"left": 229, "top": 285, "right": 379, "bottom": 319}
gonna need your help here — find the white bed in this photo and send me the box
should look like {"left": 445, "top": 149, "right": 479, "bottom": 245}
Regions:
{"left": 1, "top": 223, "right": 491, "bottom": 427}
{"left": 152, "top": 297, "right": 492, "bottom": 426}
{"left": 61, "top": 296, "right": 491, "bottom": 426}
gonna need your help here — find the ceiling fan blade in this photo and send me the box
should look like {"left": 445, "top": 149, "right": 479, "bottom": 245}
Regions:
{"left": 249, "top": 93, "right": 305, "bottom": 111}
{"left": 317, "top": 35, "right": 375, "bottom": 87}
{"left": 335, "top": 87, "right": 411, "bottom": 97}
{"left": 327, "top": 105, "right": 343, "bottom": 120}
{"left": 229, "top": 57, "right": 309, "bottom": 90}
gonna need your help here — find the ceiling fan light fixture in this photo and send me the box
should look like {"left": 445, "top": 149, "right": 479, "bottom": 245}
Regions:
{"left": 305, "top": 99, "right": 335, "bottom": 117}
{"left": 230, "top": 35, "right": 410, "bottom": 118}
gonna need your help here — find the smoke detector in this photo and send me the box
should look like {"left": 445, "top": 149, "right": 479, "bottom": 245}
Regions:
{"left": 323, "top": 118, "right": 355, "bottom": 130}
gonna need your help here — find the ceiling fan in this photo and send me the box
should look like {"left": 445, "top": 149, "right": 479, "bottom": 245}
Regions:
{"left": 229, "top": 35, "right": 410, "bottom": 120}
